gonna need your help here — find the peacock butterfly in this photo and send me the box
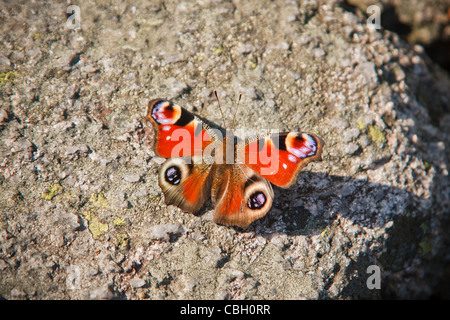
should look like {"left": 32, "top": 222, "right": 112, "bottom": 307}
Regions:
{"left": 146, "top": 96, "right": 324, "bottom": 228}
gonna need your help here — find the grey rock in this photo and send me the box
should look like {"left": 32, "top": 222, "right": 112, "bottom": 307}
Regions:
{"left": 130, "top": 277, "right": 146, "bottom": 288}
{"left": 88, "top": 285, "right": 115, "bottom": 300}
{"left": 313, "top": 48, "right": 326, "bottom": 58}
{"left": 289, "top": 70, "right": 301, "bottom": 81}
{"left": 0, "top": 259, "right": 8, "bottom": 271}
{"left": 145, "top": 223, "right": 187, "bottom": 242}
{"left": 165, "top": 53, "right": 184, "bottom": 64}
{"left": 268, "top": 42, "right": 290, "bottom": 51}
{"left": 359, "top": 135, "right": 371, "bottom": 147}
{"left": 0, "top": 108, "right": 10, "bottom": 123}
{"left": 0, "top": 54, "right": 11, "bottom": 67}
{"left": 238, "top": 44, "right": 256, "bottom": 54}
{"left": 81, "top": 64, "right": 99, "bottom": 73}
{"left": 117, "top": 191, "right": 126, "bottom": 202}
{"left": 343, "top": 128, "right": 361, "bottom": 143}
{"left": 355, "top": 61, "right": 378, "bottom": 88}
{"left": 124, "top": 174, "right": 141, "bottom": 183}
{"left": 344, "top": 143, "right": 361, "bottom": 156}
{"left": 170, "top": 80, "right": 189, "bottom": 98}
{"left": 65, "top": 145, "right": 89, "bottom": 157}
{"left": 10, "top": 288, "right": 26, "bottom": 298}
{"left": 54, "top": 210, "right": 81, "bottom": 232}
{"left": 101, "top": 83, "right": 116, "bottom": 95}
{"left": 0, "top": 0, "right": 448, "bottom": 301}
{"left": 340, "top": 184, "right": 357, "bottom": 197}
{"left": 58, "top": 51, "right": 78, "bottom": 69}
{"left": 118, "top": 200, "right": 130, "bottom": 208}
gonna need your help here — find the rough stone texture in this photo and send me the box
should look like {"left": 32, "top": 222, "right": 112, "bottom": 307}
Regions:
{"left": 347, "top": 0, "right": 450, "bottom": 72}
{"left": 0, "top": 0, "right": 449, "bottom": 299}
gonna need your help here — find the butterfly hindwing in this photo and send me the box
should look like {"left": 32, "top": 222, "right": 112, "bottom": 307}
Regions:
{"left": 211, "top": 165, "right": 274, "bottom": 229}
{"left": 158, "top": 156, "right": 213, "bottom": 213}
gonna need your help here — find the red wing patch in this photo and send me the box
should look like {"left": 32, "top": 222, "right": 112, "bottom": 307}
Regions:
{"left": 215, "top": 172, "right": 245, "bottom": 217}
{"left": 181, "top": 166, "right": 212, "bottom": 205}
{"left": 212, "top": 168, "right": 247, "bottom": 225}
{"left": 241, "top": 132, "right": 324, "bottom": 188}
{"left": 147, "top": 99, "right": 213, "bottom": 158}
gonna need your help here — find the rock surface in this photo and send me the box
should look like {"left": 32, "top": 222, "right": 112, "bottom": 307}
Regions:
{"left": 0, "top": 0, "right": 449, "bottom": 299}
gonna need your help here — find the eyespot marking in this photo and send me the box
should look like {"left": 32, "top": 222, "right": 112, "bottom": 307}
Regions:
{"left": 247, "top": 191, "right": 267, "bottom": 210}
{"left": 165, "top": 166, "right": 182, "bottom": 185}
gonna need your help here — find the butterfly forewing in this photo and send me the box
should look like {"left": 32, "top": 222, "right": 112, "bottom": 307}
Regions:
{"left": 239, "top": 132, "right": 324, "bottom": 188}
{"left": 147, "top": 99, "right": 217, "bottom": 158}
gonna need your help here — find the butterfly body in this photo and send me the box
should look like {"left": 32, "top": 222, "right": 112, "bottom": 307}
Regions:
{"left": 147, "top": 98, "right": 324, "bottom": 228}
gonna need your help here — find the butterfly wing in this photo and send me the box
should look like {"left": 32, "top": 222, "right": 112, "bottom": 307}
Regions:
{"left": 146, "top": 99, "right": 215, "bottom": 158}
{"left": 158, "top": 156, "right": 213, "bottom": 213}
{"left": 238, "top": 132, "right": 324, "bottom": 188}
{"left": 211, "top": 164, "right": 274, "bottom": 228}
{"left": 147, "top": 99, "right": 218, "bottom": 213}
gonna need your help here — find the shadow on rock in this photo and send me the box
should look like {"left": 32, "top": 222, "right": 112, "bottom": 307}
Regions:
{"left": 243, "top": 171, "right": 448, "bottom": 299}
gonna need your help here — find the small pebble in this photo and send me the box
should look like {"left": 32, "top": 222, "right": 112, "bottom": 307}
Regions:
{"left": 344, "top": 143, "right": 360, "bottom": 156}
{"left": 88, "top": 285, "right": 115, "bottom": 300}
{"left": 145, "top": 223, "right": 186, "bottom": 242}
{"left": 130, "top": 277, "right": 146, "bottom": 288}
{"left": 124, "top": 174, "right": 141, "bottom": 183}
{"left": 313, "top": 48, "right": 326, "bottom": 58}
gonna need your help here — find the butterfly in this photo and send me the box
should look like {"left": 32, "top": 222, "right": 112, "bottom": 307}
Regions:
{"left": 146, "top": 95, "right": 324, "bottom": 228}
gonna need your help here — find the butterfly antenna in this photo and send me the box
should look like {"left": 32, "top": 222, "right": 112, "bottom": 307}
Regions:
{"left": 214, "top": 90, "right": 227, "bottom": 128}
{"left": 230, "top": 92, "right": 242, "bottom": 130}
